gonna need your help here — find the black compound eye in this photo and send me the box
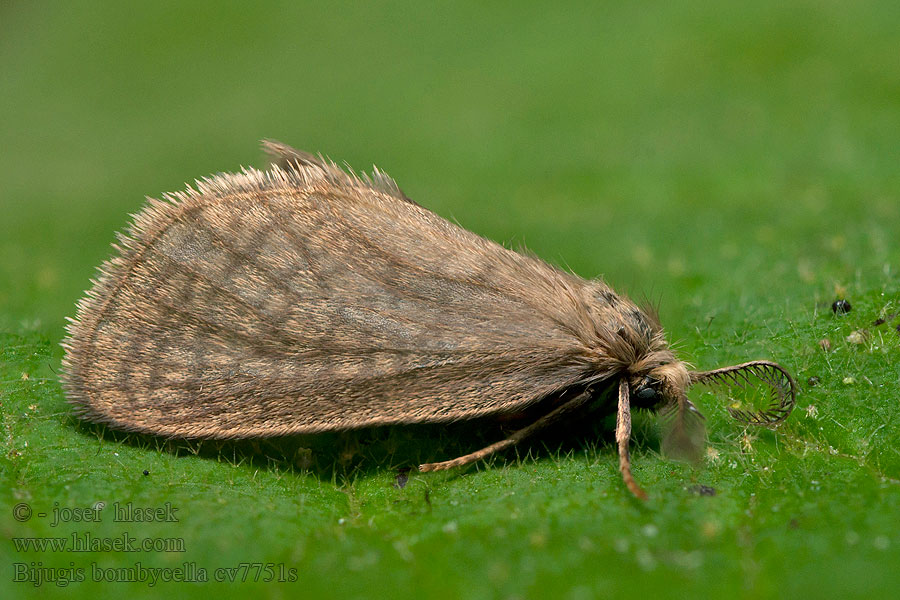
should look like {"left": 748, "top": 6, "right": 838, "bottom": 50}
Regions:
{"left": 633, "top": 376, "right": 660, "bottom": 403}
{"left": 635, "top": 386, "right": 658, "bottom": 401}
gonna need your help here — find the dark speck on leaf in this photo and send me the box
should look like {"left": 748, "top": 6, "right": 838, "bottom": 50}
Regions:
{"left": 788, "top": 518, "right": 799, "bottom": 530}
{"left": 831, "top": 299, "right": 851, "bottom": 314}
{"left": 690, "top": 484, "right": 716, "bottom": 497}
{"left": 394, "top": 467, "right": 411, "bottom": 489}
{"left": 807, "top": 376, "right": 820, "bottom": 387}
{"left": 142, "top": 469, "right": 149, "bottom": 476}
{"left": 873, "top": 313, "right": 896, "bottom": 326}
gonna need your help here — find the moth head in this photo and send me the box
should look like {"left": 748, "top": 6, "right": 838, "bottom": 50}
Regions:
{"left": 628, "top": 361, "right": 690, "bottom": 409}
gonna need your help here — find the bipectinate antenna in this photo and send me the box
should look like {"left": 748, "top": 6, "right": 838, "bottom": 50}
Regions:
{"left": 689, "top": 360, "right": 797, "bottom": 427}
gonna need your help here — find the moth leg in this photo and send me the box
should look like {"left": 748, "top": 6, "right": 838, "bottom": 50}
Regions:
{"left": 418, "top": 388, "right": 594, "bottom": 473}
{"left": 617, "top": 377, "right": 648, "bottom": 500}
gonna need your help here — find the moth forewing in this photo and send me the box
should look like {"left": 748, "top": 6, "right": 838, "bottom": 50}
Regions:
{"left": 61, "top": 140, "right": 798, "bottom": 500}
{"left": 61, "top": 142, "right": 611, "bottom": 438}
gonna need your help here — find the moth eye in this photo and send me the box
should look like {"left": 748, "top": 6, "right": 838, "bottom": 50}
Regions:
{"left": 633, "top": 376, "right": 660, "bottom": 402}
{"left": 635, "top": 387, "right": 657, "bottom": 401}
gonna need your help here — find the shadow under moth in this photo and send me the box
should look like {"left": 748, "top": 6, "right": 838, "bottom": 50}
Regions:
{"left": 61, "top": 140, "right": 797, "bottom": 499}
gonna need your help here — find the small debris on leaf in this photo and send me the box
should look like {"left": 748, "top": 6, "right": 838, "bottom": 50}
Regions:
{"left": 394, "top": 467, "right": 411, "bottom": 489}
{"left": 832, "top": 299, "right": 852, "bottom": 314}
{"left": 689, "top": 484, "right": 717, "bottom": 497}
{"left": 845, "top": 330, "right": 867, "bottom": 345}
{"left": 818, "top": 339, "right": 832, "bottom": 352}
{"left": 806, "top": 376, "right": 821, "bottom": 387}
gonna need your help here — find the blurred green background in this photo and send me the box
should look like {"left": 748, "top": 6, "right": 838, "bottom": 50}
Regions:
{"left": 2, "top": 1, "right": 898, "bottom": 598}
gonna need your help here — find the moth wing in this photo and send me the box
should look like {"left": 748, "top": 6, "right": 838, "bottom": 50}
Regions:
{"left": 62, "top": 150, "right": 603, "bottom": 438}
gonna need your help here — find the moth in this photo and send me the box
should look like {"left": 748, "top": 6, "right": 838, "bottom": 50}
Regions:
{"left": 61, "top": 140, "right": 797, "bottom": 499}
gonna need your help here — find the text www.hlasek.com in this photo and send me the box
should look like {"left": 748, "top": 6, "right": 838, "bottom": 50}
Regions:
{"left": 14, "top": 562, "right": 299, "bottom": 587}
{"left": 13, "top": 532, "right": 185, "bottom": 553}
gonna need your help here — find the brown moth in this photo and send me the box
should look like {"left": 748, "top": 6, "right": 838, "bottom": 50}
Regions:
{"left": 61, "top": 140, "right": 797, "bottom": 499}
